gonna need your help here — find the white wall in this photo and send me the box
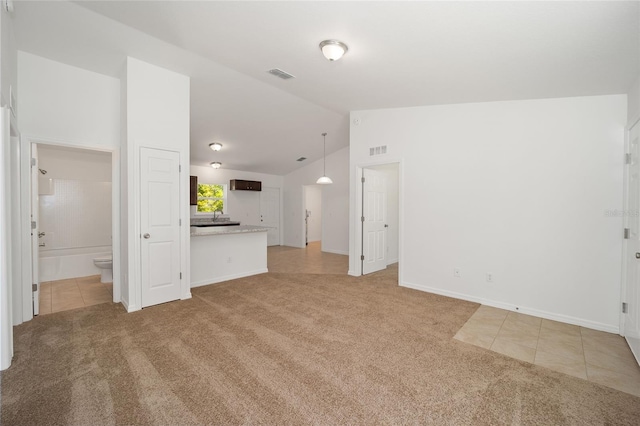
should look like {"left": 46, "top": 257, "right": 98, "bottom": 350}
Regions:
{"left": 629, "top": 75, "right": 640, "bottom": 125}
{"left": 350, "top": 95, "right": 626, "bottom": 332}
{"left": 369, "top": 163, "right": 399, "bottom": 264}
{"left": 17, "top": 51, "right": 121, "bottom": 321}
{"left": 18, "top": 52, "right": 120, "bottom": 146}
{"left": 190, "top": 165, "right": 283, "bottom": 227}
{"left": 304, "top": 185, "right": 322, "bottom": 243}
{"left": 37, "top": 146, "right": 112, "bottom": 255}
{"left": 1, "top": 4, "right": 17, "bottom": 111}
{"left": 123, "top": 57, "right": 190, "bottom": 311}
{"left": 283, "top": 146, "right": 349, "bottom": 255}
{"left": 0, "top": 5, "right": 17, "bottom": 370}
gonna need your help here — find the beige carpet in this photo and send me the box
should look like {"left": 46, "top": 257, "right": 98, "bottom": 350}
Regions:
{"left": 2, "top": 267, "right": 639, "bottom": 425}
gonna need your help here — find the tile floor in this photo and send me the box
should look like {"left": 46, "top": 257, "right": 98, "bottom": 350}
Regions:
{"left": 454, "top": 305, "right": 640, "bottom": 397}
{"left": 267, "top": 241, "right": 349, "bottom": 274}
{"left": 39, "top": 275, "right": 113, "bottom": 316}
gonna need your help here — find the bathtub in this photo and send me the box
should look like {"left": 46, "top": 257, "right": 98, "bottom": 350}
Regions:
{"left": 39, "top": 245, "right": 111, "bottom": 282}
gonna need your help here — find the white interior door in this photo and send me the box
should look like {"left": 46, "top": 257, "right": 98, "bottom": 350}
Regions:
{"left": 30, "top": 144, "right": 39, "bottom": 316}
{"left": 260, "top": 187, "right": 280, "bottom": 246}
{"left": 624, "top": 122, "right": 640, "bottom": 364}
{"left": 140, "top": 147, "right": 181, "bottom": 308}
{"left": 362, "top": 168, "right": 387, "bottom": 275}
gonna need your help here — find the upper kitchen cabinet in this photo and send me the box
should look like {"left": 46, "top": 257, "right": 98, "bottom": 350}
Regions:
{"left": 190, "top": 176, "right": 198, "bottom": 205}
{"left": 230, "top": 179, "right": 262, "bottom": 191}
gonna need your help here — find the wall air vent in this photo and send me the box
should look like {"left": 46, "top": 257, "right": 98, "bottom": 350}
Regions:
{"left": 267, "top": 68, "right": 296, "bottom": 80}
{"left": 296, "top": 157, "right": 307, "bottom": 162}
{"left": 369, "top": 145, "right": 388, "bottom": 156}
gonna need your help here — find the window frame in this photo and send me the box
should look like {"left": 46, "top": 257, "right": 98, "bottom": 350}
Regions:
{"left": 195, "top": 182, "right": 227, "bottom": 215}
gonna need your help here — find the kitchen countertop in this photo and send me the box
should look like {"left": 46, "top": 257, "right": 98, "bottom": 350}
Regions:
{"left": 190, "top": 224, "right": 270, "bottom": 237}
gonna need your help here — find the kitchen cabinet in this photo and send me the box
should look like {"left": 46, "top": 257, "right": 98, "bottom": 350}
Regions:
{"left": 230, "top": 179, "right": 262, "bottom": 191}
{"left": 190, "top": 176, "right": 198, "bottom": 205}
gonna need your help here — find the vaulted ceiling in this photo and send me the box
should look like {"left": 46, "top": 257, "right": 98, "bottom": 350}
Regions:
{"left": 13, "top": 1, "right": 640, "bottom": 175}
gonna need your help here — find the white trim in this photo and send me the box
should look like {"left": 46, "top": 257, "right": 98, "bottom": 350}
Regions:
{"left": 347, "top": 270, "right": 359, "bottom": 277}
{"left": 190, "top": 269, "right": 269, "bottom": 288}
{"left": 352, "top": 158, "right": 404, "bottom": 282}
{"left": 20, "top": 134, "right": 122, "bottom": 312}
{"left": 322, "top": 248, "right": 348, "bottom": 256}
{"left": 401, "top": 280, "right": 619, "bottom": 334}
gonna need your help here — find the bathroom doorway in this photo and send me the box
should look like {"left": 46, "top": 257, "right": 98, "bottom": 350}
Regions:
{"left": 34, "top": 144, "right": 114, "bottom": 315}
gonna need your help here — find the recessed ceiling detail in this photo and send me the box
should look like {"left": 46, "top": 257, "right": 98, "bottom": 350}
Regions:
{"left": 267, "top": 68, "right": 295, "bottom": 80}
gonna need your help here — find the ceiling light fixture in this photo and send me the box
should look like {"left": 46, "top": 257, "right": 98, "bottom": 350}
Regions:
{"left": 319, "top": 40, "right": 348, "bottom": 61}
{"left": 210, "top": 162, "right": 222, "bottom": 169}
{"left": 209, "top": 142, "right": 223, "bottom": 151}
{"left": 316, "top": 133, "right": 333, "bottom": 185}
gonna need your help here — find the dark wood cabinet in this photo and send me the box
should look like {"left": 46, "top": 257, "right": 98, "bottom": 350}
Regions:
{"left": 190, "top": 176, "right": 198, "bottom": 205}
{"left": 229, "top": 179, "right": 262, "bottom": 191}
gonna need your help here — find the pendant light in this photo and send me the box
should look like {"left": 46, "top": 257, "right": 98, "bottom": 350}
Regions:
{"left": 316, "top": 132, "right": 333, "bottom": 185}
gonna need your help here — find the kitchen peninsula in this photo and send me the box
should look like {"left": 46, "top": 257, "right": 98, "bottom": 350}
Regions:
{"left": 190, "top": 223, "right": 270, "bottom": 287}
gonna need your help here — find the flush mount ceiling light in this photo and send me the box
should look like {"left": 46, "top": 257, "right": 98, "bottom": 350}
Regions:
{"left": 316, "top": 132, "right": 333, "bottom": 185}
{"left": 210, "top": 162, "right": 222, "bottom": 169}
{"left": 209, "top": 142, "right": 223, "bottom": 151}
{"left": 319, "top": 40, "right": 348, "bottom": 61}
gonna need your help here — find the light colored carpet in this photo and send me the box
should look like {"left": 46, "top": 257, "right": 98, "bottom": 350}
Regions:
{"left": 2, "top": 267, "right": 639, "bottom": 425}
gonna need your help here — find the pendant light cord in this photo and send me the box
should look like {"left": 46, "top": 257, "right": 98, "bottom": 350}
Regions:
{"left": 322, "top": 132, "right": 327, "bottom": 176}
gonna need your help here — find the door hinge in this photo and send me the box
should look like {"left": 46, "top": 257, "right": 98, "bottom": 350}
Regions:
{"left": 179, "top": 219, "right": 182, "bottom": 226}
{"left": 361, "top": 177, "right": 365, "bottom": 183}
{"left": 180, "top": 272, "right": 182, "bottom": 280}
{"left": 179, "top": 165, "right": 182, "bottom": 172}
{"left": 625, "top": 153, "right": 632, "bottom": 164}
{"left": 32, "top": 283, "right": 37, "bottom": 292}
{"left": 361, "top": 216, "right": 365, "bottom": 222}
{"left": 622, "top": 302, "right": 628, "bottom": 313}
{"left": 624, "top": 228, "right": 630, "bottom": 239}
{"left": 360, "top": 255, "right": 365, "bottom": 261}
{"left": 31, "top": 221, "right": 36, "bottom": 230}
{"left": 31, "top": 158, "right": 36, "bottom": 167}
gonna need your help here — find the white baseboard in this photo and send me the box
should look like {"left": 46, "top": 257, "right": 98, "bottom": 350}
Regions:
{"left": 322, "top": 248, "right": 349, "bottom": 256}
{"left": 348, "top": 270, "right": 359, "bottom": 277}
{"left": 190, "top": 268, "right": 269, "bottom": 288}
{"left": 181, "top": 292, "right": 192, "bottom": 300}
{"left": 121, "top": 298, "right": 140, "bottom": 313}
{"left": 400, "top": 280, "right": 619, "bottom": 334}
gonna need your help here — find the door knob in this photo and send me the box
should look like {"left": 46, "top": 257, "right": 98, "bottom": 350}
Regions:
{"left": 635, "top": 252, "right": 640, "bottom": 259}
{"left": 143, "top": 233, "right": 151, "bottom": 239}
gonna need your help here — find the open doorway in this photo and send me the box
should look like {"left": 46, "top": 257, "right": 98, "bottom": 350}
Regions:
{"left": 360, "top": 162, "right": 400, "bottom": 275}
{"left": 32, "top": 143, "right": 115, "bottom": 315}
{"left": 304, "top": 184, "right": 322, "bottom": 247}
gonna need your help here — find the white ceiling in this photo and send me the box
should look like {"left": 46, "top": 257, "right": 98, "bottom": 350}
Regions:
{"left": 13, "top": 1, "right": 640, "bottom": 175}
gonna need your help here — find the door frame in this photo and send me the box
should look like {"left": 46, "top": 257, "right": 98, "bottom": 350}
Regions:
{"left": 130, "top": 145, "right": 190, "bottom": 311}
{"left": 621, "top": 115, "right": 640, "bottom": 335}
{"left": 19, "top": 135, "right": 121, "bottom": 322}
{"left": 352, "top": 159, "right": 403, "bottom": 280}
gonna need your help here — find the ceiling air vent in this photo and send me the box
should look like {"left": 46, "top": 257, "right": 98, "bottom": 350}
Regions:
{"left": 268, "top": 68, "right": 296, "bottom": 80}
{"left": 296, "top": 157, "right": 307, "bottom": 162}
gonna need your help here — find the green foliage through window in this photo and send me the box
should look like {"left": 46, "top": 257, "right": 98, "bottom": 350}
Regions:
{"left": 197, "top": 184, "right": 225, "bottom": 213}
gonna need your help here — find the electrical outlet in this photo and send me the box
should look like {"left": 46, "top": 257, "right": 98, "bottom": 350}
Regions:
{"left": 454, "top": 268, "right": 461, "bottom": 278}
{"left": 486, "top": 272, "right": 493, "bottom": 283}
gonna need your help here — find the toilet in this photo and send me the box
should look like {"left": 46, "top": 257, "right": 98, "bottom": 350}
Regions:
{"left": 93, "top": 255, "right": 113, "bottom": 283}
